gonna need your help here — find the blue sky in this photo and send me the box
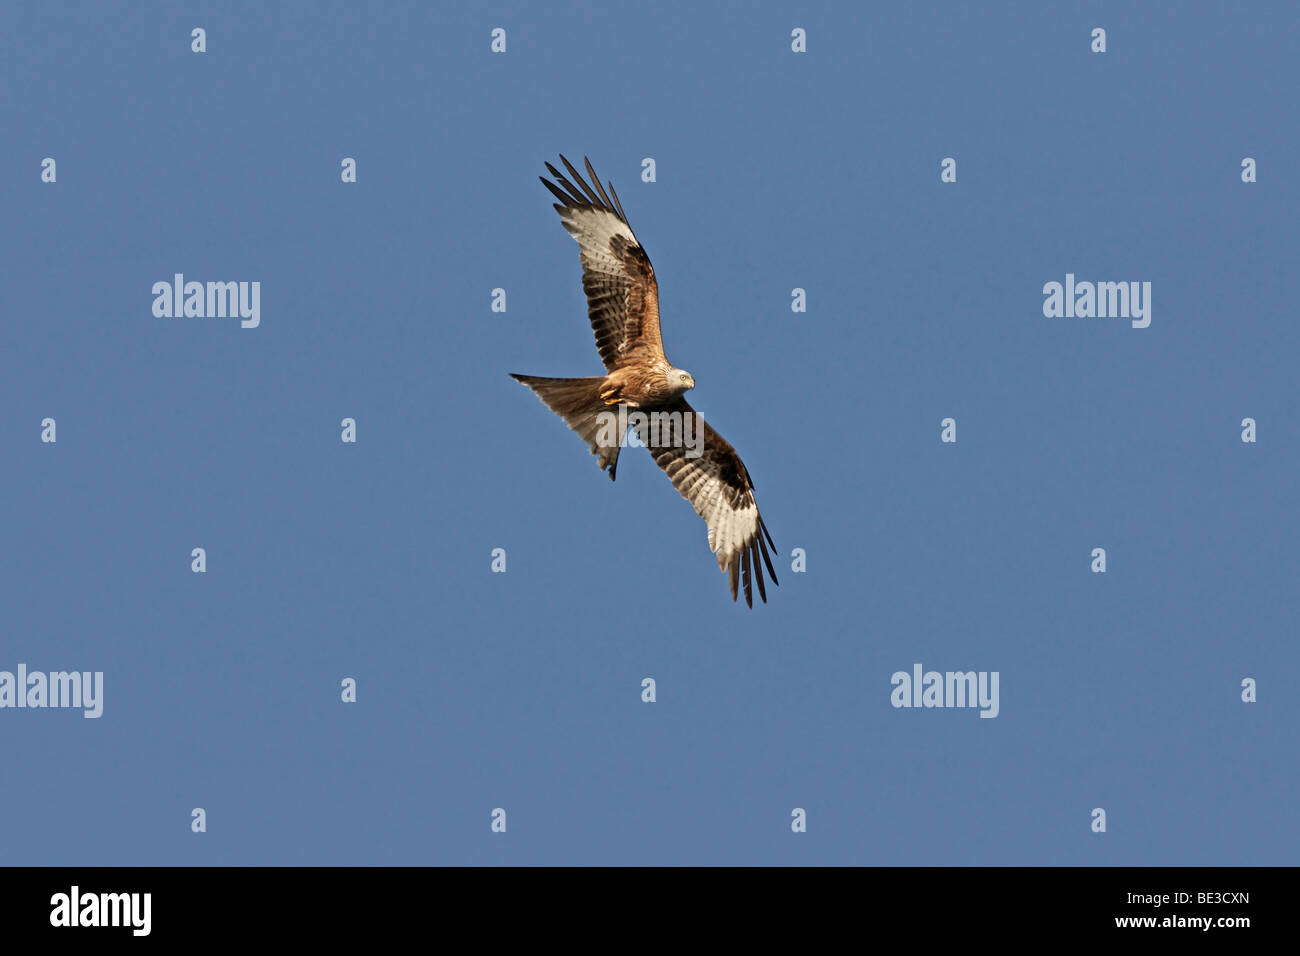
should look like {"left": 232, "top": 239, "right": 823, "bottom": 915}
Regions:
{"left": 2, "top": 1, "right": 1296, "bottom": 865}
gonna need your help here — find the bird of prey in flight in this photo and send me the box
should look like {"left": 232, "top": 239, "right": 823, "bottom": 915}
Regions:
{"left": 510, "top": 156, "right": 779, "bottom": 607}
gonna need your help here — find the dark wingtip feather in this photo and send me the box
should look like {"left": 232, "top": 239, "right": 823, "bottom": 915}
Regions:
{"left": 543, "top": 161, "right": 591, "bottom": 208}
{"left": 543, "top": 155, "right": 630, "bottom": 228}
{"left": 540, "top": 176, "right": 572, "bottom": 207}
{"left": 758, "top": 528, "right": 778, "bottom": 586}
{"left": 608, "top": 179, "right": 629, "bottom": 222}
{"left": 585, "top": 156, "right": 619, "bottom": 215}
{"left": 753, "top": 540, "right": 767, "bottom": 603}
{"left": 741, "top": 548, "right": 753, "bottom": 608}
{"left": 560, "top": 155, "right": 603, "bottom": 206}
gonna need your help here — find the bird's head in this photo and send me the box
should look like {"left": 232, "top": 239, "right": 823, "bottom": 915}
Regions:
{"left": 672, "top": 368, "right": 696, "bottom": 393}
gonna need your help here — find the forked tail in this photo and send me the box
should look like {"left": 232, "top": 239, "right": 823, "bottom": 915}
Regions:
{"left": 510, "top": 374, "right": 623, "bottom": 479}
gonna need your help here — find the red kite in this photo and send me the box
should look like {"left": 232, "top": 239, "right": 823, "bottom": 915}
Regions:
{"left": 511, "top": 156, "right": 778, "bottom": 606}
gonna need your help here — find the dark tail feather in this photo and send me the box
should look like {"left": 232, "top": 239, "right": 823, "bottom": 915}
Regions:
{"left": 509, "top": 374, "right": 623, "bottom": 479}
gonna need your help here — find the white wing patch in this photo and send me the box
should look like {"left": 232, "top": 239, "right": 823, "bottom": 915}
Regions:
{"left": 560, "top": 206, "right": 639, "bottom": 274}
{"left": 701, "top": 484, "right": 759, "bottom": 571}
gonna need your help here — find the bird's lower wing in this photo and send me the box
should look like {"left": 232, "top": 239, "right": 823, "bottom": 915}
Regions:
{"left": 635, "top": 399, "right": 778, "bottom": 607}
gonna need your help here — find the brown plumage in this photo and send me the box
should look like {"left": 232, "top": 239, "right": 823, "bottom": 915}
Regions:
{"left": 511, "top": 156, "right": 778, "bottom": 607}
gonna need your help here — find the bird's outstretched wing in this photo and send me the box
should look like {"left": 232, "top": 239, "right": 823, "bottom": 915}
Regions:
{"left": 633, "top": 399, "right": 779, "bottom": 607}
{"left": 540, "top": 156, "right": 665, "bottom": 371}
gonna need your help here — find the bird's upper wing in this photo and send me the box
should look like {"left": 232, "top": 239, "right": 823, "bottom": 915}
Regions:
{"left": 633, "top": 398, "right": 778, "bottom": 607}
{"left": 540, "top": 156, "right": 665, "bottom": 371}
